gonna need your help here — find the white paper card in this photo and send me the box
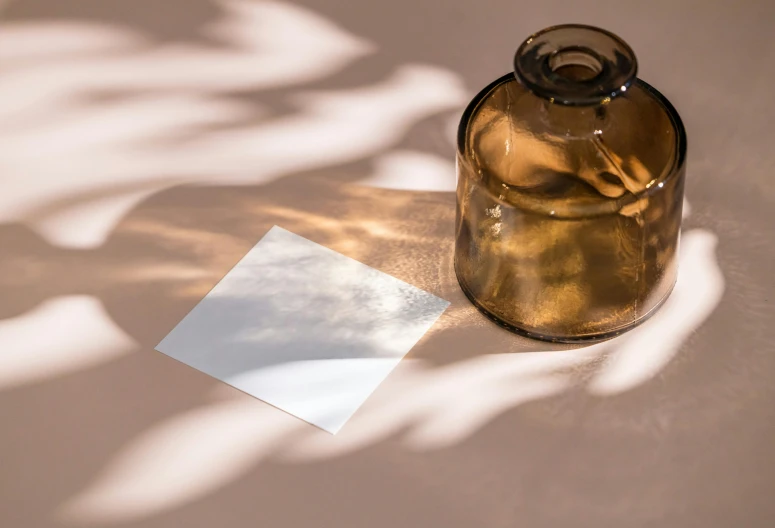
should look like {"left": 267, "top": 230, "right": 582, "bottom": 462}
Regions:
{"left": 156, "top": 226, "right": 449, "bottom": 434}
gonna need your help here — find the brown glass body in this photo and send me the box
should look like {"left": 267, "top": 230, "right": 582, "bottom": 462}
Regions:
{"left": 455, "top": 70, "right": 686, "bottom": 342}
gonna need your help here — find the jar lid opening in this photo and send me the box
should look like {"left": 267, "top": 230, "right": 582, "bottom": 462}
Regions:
{"left": 514, "top": 24, "right": 638, "bottom": 106}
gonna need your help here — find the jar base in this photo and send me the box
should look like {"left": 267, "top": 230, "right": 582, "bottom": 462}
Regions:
{"left": 455, "top": 261, "right": 676, "bottom": 344}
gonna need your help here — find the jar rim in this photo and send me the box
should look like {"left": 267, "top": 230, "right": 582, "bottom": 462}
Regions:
{"left": 514, "top": 24, "right": 638, "bottom": 106}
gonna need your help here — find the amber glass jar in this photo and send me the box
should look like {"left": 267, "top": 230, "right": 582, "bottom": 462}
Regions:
{"left": 455, "top": 25, "right": 686, "bottom": 342}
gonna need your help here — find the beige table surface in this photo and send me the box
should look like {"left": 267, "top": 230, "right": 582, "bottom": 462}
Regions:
{"left": 1, "top": 1, "right": 774, "bottom": 527}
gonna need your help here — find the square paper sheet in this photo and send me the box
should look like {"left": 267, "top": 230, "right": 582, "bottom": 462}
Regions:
{"left": 156, "top": 226, "right": 449, "bottom": 434}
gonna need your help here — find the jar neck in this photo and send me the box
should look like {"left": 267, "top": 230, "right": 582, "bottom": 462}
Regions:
{"left": 514, "top": 24, "right": 637, "bottom": 107}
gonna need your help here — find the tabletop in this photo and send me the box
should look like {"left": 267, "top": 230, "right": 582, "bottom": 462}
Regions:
{"left": 1, "top": 1, "right": 774, "bottom": 527}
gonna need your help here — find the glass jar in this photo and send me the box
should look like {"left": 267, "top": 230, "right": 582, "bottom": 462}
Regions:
{"left": 455, "top": 25, "right": 687, "bottom": 342}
